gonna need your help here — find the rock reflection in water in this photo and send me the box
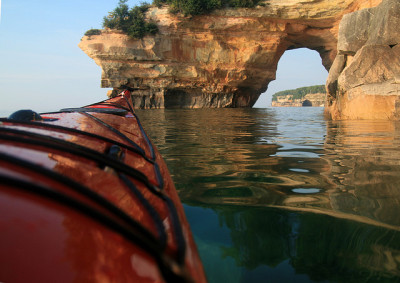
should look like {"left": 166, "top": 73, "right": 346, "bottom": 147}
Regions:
{"left": 324, "top": 120, "right": 400, "bottom": 228}
{"left": 136, "top": 108, "right": 332, "bottom": 209}
{"left": 186, "top": 205, "right": 400, "bottom": 282}
{"left": 136, "top": 107, "right": 400, "bottom": 282}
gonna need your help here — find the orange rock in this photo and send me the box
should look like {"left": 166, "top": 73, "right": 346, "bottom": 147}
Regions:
{"left": 326, "top": 0, "right": 400, "bottom": 120}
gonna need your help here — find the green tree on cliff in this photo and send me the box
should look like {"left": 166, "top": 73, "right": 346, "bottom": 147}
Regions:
{"left": 100, "top": 0, "right": 262, "bottom": 38}
{"left": 103, "top": 0, "right": 158, "bottom": 39}
{"left": 153, "top": 0, "right": 261, "bottom": 15}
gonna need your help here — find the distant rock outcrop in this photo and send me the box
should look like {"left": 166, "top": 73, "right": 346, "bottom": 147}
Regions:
{"left": 272, "top": 92, "right": 325, "bottom": 107}
{"left": 79, "top": 0, "right": 382, "bottom": 109}
{"left": 325, "top": 0, "right": 400, "bottom": 119}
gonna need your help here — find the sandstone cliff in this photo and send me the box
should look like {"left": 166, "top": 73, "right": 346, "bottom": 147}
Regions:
{"left": 326, "top": 0, "right": 400, "bottom": 119}
{"left": 79, "top": 0, "right": 382, "bottom": 109}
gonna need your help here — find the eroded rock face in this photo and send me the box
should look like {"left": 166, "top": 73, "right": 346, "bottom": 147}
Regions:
{"left": 79, "top": 0, "right": 381, "bottom": 109}
{"left": 325, "top": 0, "right": 400, "bottom": 119}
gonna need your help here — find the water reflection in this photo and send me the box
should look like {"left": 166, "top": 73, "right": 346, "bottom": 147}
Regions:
{"left": 187, "top": 205, "right": 400, "bottom": 282}
{"left": 324, "top": 120, "right": 400, "bottom": 228}
{"left": 136, "top": 108, "right": 400, "bottom": 282}
{"left": 137, "top": 108, "right": 332, "bottom": 208}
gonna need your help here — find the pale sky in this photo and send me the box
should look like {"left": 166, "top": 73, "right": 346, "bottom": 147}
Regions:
{"left": 0, "top": 0, "right": 327, "bottom": 115}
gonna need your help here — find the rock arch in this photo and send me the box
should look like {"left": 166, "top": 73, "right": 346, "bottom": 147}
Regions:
{"left": 79, "top": 0, "right": 382, "bottom": 109}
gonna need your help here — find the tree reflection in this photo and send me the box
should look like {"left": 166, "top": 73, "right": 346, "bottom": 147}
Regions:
{"left": 191, "top": 205, "right": 400, "bottom": 282}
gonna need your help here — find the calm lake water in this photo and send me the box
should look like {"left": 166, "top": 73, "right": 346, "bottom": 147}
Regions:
{"left": 136, "top": 107, "right": 400, "bottom": 283}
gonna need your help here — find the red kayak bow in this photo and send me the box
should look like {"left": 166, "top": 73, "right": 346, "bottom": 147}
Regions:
{"left": 0, "top": 89, "right": 207, "bottom": 283}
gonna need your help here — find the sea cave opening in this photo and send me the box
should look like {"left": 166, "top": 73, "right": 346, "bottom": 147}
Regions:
{"left": 253, "top": 48, "right": 329, "bottom": 108}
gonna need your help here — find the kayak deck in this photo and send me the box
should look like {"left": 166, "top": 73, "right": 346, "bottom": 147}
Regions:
{"left": 0, "top": 91, "right": 206, "bottom": 283}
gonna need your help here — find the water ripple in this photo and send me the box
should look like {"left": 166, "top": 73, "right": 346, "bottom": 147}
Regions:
{"left": 137, "top": 107, "right": 400, "bottom": 282}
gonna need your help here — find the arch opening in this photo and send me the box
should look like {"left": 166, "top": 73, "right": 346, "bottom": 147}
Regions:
{"left": 254, "top": 48, "right": 329, "bottom": 108}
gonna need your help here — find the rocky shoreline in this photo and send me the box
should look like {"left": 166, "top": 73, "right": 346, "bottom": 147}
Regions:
{"left": 271, "top": 93, "right": 325, "bottom": 107}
